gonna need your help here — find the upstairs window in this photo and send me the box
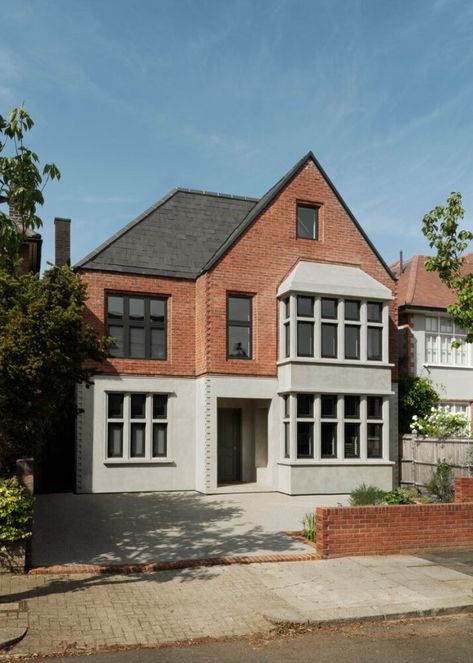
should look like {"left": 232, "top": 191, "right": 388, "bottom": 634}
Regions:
{"left": 227, "top": 295, "right": 252, "bottom": 359}
{"left": 425, "top": 316, "right": 470, "bottom": 366}
{"left": 297, "top": 204, "right": 319, "bottom": 240}
{"left": 107, "top": 294, "right": 167, "bottom": 360}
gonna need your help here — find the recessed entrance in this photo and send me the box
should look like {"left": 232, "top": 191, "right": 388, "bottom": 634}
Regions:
{"left": 217, "top": 408, "right": 242, "bottom": 484}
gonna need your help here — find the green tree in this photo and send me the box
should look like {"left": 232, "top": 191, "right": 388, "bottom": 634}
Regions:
{"left": 422, "top": 192, "right": 473, "bottom": 342}
{"left": 0, "top": 106, "right": 109, "bottom": 472}
{"left": 398, "top": 376, "right": 439, "bottom": 434}
{"left": 0, "top": 106, "right": 60, "bottom": 263}
{"left": 0, "top": 265, "right": 109, "bottom": 471}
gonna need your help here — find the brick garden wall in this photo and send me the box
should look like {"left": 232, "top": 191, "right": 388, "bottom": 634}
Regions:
{"left": 316, "top": 477, "right": 473, "bottom": 559}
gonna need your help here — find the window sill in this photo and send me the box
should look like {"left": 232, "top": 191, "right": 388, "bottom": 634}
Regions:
{"left": 277, "top": 358, "right": 394, "bottom": 368}
{"left": 104, "top": 458, "right": 174, "bottom": 466}
{"left": 423, "top": 363, "right": 473, "bottom": 371}
{"left": 278, "top": 459, "right": 394, "bottom": 466}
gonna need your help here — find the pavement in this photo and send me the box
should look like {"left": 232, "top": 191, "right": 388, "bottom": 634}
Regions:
{"left": 1, "top": 553, "right": 473, "bottom": 657}
{"left": 31, "top": 492, "right": 346, "bottom": 567}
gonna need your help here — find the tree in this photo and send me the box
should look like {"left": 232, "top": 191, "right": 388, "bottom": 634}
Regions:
{"left": 422, "top": 192, "right": 473, "bottom": 343}
{"left": 0, "top": 106, "right": 60, "bottom": 262}
{"left": 0, "top": 265, "right": 109, "bottom": 471}
{"left": 0, "top": 107, "right": 109, "bottom": 472}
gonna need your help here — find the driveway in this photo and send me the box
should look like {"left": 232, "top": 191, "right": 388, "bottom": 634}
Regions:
{"left": 31, "top": 491, "right": 346, "bottom": 567}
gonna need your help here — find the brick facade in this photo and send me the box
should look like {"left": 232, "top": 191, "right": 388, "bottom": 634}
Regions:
{"left": 80, "top": 160, "right": 397, "bottom": 380}
{"left": 316, "top": 477, "right": 473, "bottom": 559}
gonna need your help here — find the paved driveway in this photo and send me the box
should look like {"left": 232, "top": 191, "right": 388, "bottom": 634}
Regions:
{"left": 31, "top": 491, "right": 346, "bottom": 567}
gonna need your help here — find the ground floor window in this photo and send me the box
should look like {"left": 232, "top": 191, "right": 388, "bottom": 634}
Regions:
{"left": 106, "top": 392, "right": 168, "bottom": 461}
{"left": 282, "top": 393, "right": 387, "bottom": 461}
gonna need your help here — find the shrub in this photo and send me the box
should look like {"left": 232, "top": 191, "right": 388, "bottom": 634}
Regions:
{"left": 426, "top": 461, "right": 454, "bottom": 502}
{"left": 0, "top": 477, "right": 33, "bottom": 544}
{"left": 349, "top": 483, "right": 386, "bottom": 506}
{"left": 410, "top": 406, "right": 470, "bottom": 439}
{"left": 383, "top": 488, "right": 415, "bottom": 505}
{"left": 399, "top": 376, "right": 439, "bottom": 434}
{"left": 301, "top": 512, "right": 316, "bottom": 542}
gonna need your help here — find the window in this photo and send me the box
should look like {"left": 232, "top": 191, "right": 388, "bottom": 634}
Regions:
{"left": 228, "top": 295, "right": 252, "bottom": 359}
{"left": 284, "top": 294, "right": 387, "bottom": 363}
{"left": 425, "top": 316, "right": 471, "bottom": 366}
{"left": 107, "top": 294, "right": 167, "bottom": 360}
{"left": 297, "top": 204, "right": 318, "bottom": 240}
{"left": 285, "top": 393, "right": 387, "bottom": 461}
{"left": 106, "top": 392, "right": 168, "bottom": 461}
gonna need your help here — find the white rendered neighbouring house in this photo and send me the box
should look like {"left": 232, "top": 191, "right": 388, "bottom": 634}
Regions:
{"left": 394, "top": 253, "right": 473, "bottom": 422}
{"left": 74, "top": 152, "right": 399, "bottom": 494}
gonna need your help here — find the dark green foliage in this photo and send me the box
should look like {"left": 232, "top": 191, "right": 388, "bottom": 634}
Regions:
{"left": 399, "top": 376, "right": 440, "bottom": 434}
{"left": 426, "top": 461, "right": 454, "bottom": 503}
{"left": 422, "top": 192, "right": 473, "bottom": 344}
{"left": 349, "top": 483, "right": 386, "bottom": 506}
{"left": 0, "top": 265, "right": 110, "bottom": 471}
{"left": 382, "top": 488, "right": 415, "bottom": 505}
{"left": 0, "top": 106, "right": 60, "bottom": 260}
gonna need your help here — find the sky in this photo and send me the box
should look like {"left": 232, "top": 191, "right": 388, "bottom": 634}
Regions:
{"left": 1, "top": 0, "right": 473, "bottom": 269}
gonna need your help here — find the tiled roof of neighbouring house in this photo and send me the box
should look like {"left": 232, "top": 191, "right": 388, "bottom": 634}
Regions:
{"left": 392, "top": 253, "right": 473, "bottom": 309}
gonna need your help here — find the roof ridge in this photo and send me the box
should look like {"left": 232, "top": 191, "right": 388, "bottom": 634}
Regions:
{"left": 174, "top": 187, "right": 258, "bottom": 202}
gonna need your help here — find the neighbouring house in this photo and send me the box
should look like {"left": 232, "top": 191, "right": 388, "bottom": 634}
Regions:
{"left": 394, "top": 253, "right": 473, "bottom": 422}
{"left": 74, "top": 152, "right": 398, "bottom": 495}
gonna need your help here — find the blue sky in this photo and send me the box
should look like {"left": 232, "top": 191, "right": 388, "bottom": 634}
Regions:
{"left": 1, "top": 0, "right": 473, "bottom": 268}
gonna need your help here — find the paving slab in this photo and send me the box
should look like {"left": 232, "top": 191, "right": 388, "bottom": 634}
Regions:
{"left": 31, "top": 492, "right": 345, "bottom": 567}
{"left": 1, "top": 554, "right": 473, "bottom": 657}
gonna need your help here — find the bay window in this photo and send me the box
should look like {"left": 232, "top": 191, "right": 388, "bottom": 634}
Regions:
{"left": 425, "top": 316, "right": 470, "bottom": 366}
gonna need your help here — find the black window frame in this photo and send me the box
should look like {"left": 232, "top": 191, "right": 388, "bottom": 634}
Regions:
{"left": 296, "top": 203, "right": 319, "bottom": 240}
{"left": 106, "top": 293, "right": 167, "bottom": 360}
{"left": 227, "top": 294, "right": 253, "bottom": 360}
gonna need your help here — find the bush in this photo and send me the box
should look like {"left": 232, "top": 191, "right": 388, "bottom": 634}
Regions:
{"left": 410, "top": 406, "right": 470, "bottom": 439}
{"left": 383, "top": 488, "right": 415, "bottom": 504}
{"left": 0, "top": 477, "right": 33, "bottom": 544}
{"left": 426, "top": 461, "right": 454, "bottom": 502}
{"left": 399, "top": 376, "right": 439, "bottom": 434}
{"left": 301, "top": 512, "right": 316, "bottom": 541}
{"left": 349, "top": 483, "right": 386, "bottom": 506}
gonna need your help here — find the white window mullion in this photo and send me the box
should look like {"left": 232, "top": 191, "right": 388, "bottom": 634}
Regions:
{"left": 289, "top": 393, "right": 297, "bottom": 461}
{"left": 289, "top": 295, "right": 297, "bottom": 359}
{"left": 360, "top": 396, "right": 367, "bottom": 460}
{"left": 314, "top": 297, "right": 321, "bottom": 359}
{"left": 382, "top": 303, "right": 389, "bottom": 363}
{"left": 123, "top": 394, "right": 131, "bottom": 460}
{"left": 360, "top": 301, "right": 367, "bottom": 362}
{"left": 338, "top": 299, "right": 344, "bottom": 361}
{"left": 146, "top": 394, "right": 152, "bottom": 460}
{"left": 313, "top": 394, "right": 321, "bottom": 461}
{"left": 337, "top": 395, "right": 344, "bottom": 460}
{"left": 382, "top": 397, "right": 389, "bottom": 460}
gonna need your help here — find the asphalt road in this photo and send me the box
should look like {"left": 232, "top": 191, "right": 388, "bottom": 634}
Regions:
{"left": 20, "top": 613, "right": 473, "bottom": 663}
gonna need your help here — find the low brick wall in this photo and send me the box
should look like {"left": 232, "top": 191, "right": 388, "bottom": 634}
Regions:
{"left": 316, "top": 478, "right": 473, "bottom": 559}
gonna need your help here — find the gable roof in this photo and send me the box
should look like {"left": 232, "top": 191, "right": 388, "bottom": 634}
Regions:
{"left": 76, "top": 152, "right": 394, "bottom": 280}
{"left": 393, "top": 253, "right": 473, "bottom": 310}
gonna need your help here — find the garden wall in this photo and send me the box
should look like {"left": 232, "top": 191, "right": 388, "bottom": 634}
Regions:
{"left": 316, "top": 477, "right": 473, "bottom": 559}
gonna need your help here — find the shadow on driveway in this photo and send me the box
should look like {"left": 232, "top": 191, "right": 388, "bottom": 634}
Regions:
{"left": 31, "top": 491, "right": 331, "bottom": 567}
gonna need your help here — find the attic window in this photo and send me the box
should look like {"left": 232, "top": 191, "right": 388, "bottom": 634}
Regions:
{"left": 297, "top": 204, "right": 319, "bottom": 240}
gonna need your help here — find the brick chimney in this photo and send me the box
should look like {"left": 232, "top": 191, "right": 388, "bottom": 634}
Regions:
{"left": 54, "top": 217, "right": 71, "bottom": 266}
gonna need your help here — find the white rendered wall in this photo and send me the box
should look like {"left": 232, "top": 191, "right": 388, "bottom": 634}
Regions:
{"left": 412, "top": 313, "right": 473, "bottom": 402}
{"left": 76, "top": 375, "right": 196, "bottom": 494}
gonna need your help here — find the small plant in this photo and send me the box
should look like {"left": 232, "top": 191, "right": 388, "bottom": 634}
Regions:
{"left": 382, "top": 488, "right": 415, "bottom": 505}
{"left": 410, "top": 406, "right": 470, "bottom": 439}
{"left": 349, "top": 483, "right": 386, "bottom": 506}
{"left": 301, "top": 512, "right": 316, "bottom": 542}
{"left": 0, "top": 477, "right": 33, "bottom": 544}
{"left": 426, "top": 460, "right": 454, "bottom": 502}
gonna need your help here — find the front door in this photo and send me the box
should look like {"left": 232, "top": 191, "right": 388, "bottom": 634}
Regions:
{"left": 217, "top": 409, "right": 241, "bottom": 484}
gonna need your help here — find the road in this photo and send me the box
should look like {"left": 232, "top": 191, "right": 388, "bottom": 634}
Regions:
{"left": 17, "top": 613, "right": 473, "bottom": 663}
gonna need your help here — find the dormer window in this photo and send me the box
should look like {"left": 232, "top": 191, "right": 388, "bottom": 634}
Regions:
{"left": 297, "top": 204, "right": 319, "bottom": 240}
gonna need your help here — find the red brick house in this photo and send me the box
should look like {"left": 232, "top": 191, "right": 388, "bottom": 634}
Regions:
{"left": 75, "top": 152, "right": 398, "bottom": 494}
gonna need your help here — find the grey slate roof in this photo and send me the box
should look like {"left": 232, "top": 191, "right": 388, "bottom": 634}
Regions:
{"left": 77, "top": 152, "right": 394, "bottom": 280}
{"left": 76, "top": 188, "right": 257, "bottom": 279}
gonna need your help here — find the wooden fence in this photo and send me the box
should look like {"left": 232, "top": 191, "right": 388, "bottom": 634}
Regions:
{"left": 401, "top": 434, "right": 473, "bottom": 488}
